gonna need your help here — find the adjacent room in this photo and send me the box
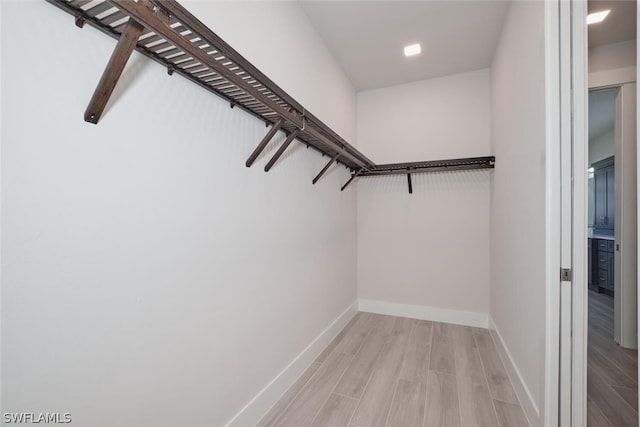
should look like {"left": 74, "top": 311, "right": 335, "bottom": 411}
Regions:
{"left": 586, "top": 1, "right": 638, "bottom": 425}
{"left": 1, "top": 1, "right": 635, "bottom": 427}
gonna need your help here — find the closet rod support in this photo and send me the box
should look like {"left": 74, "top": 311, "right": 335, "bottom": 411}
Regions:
{"left": 246, "top": 118, "right": 284, "bottom": 167}
{"left": 84, "top": 18, "right": 144, "bottom": 124}
{"left": 341, "top": 169, "right": 363, "bottom": 191}
{"left": 264, "top": 129, "right": 300, "bottom": 172}
{"left": 313, "top": 153, "right": 339, "bottom": 184}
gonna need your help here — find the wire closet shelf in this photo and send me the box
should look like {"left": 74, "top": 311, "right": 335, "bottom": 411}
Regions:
{"left": 47, "top": 0, "right": 495, "bottom": 192}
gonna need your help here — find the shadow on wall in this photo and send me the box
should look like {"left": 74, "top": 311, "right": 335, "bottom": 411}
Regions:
{"left": 104, "top": 55, "right": 153, "bottom": 119}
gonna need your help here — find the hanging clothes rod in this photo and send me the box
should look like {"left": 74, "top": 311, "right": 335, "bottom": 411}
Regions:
{"left": 361, "top": 156, "right": 496, "bottom": 176}
{"left": 340, "top": 157, "right": 495, "bottom": 192}
{"left": 47, "top": 0, "right": 495, "bottom": 192}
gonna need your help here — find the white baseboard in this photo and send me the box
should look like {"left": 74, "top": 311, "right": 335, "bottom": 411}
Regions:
{"left": 488, "top": 316, "right": 541, "bottom": 427}
{"left": 358, "top": 299, "right": 488, "bottom": 328}
{"left": 224, "top": 301, "right": 358, "bottom": 427}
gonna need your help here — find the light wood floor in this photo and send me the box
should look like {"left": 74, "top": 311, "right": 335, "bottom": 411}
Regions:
{"left": 587, "top": 290, "right": 638, "bottom": 427}
{"left": 258, "top": 313, "right": 529, "bottom": 427}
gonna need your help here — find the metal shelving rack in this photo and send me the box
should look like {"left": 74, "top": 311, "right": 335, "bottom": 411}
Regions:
{"left": 47, "top": 0, "right": 495, "bottom": 193}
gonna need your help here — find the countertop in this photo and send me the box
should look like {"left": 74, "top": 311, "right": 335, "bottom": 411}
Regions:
{"left": 589, "top": 234, "right": 615, "bottom": 241}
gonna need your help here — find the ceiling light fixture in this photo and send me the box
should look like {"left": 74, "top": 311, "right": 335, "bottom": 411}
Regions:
{"left": 587, "top": 10, "right": 610, "bottom": 24}
{"left": 404, "top": 43, "right": 421, "bottom": 57}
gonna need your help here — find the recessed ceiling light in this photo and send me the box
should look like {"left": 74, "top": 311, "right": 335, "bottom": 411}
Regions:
{"left": 404, "top": 43, "right": 421, "bottom": 57}
{"left": 587, "top": 10, "right": 610, "bottom": 24}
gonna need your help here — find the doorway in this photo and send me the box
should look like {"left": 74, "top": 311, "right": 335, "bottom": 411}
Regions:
{"left": 583, "top": 1, "right": 638, "bottom": 425}
{"left": 586, "top": 85, "right": 637, "bottom": 426}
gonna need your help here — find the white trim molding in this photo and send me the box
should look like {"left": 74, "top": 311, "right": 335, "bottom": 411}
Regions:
{"left": 358, "top": 299, "right": 488, "bottom": 328}
{"left": 589, "top": 66, "right": 636, "bottom": 89}
{"left": 489, "top": 317, "right": 541, "bottom": 427}
{"left": 225, "top": 301, "right": 358, "bottom": 427}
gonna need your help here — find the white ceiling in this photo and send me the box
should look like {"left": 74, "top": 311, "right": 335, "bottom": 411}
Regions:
{"left": 588, "top": 0, "right": 637, "bottom": 47}
{"left": 299, "top": 0, "right": 636, "bottom": 91}
{"left": 299, "top": 1, "right": 510, "bottom": 91}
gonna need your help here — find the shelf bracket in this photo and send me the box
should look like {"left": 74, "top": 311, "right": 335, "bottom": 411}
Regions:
{"left": 313, "top": 153, "right": 340, "bottom": 184}
{"left": 264, "top": 129, "right": 300, "bottom": 172}
{"left": 75, "top": 15, "right": 85, "bottom": 28}
{"left": 246, "top": 118, "right": 284, "bottom": 167}
{"left": 407, "top": 172, "right": 413, "bottom": 194}
{"left": 341, "top": 169, "right": 363, "bottom": 191}
{"left": 84, "top": 18, "right": 144, "bottom": 124}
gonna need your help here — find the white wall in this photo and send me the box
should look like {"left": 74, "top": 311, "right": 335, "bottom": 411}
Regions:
{"left": 357, "top": 69, "right": 491, "bottom": 324}
{"left": 357, "top": 69, "right": 491, "bottom": 163}
{"left": 589, "top": 39, "right": 637, "bottom": 88}
{"left": 589, "top": 39, "right": 636, "bottom": 74}
{"left": 490, "top": 0, "right": 547, "bottom": 420}
{"left": 1, "top": 2, "right": 358, "bottom": 426}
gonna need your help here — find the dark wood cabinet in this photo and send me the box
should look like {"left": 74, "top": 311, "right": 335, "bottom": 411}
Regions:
{"left": 607, "top": 252, "right": 615, "bottom": 290}
{"left": 593, "top": 156, "right": 615, "bottom": 234}
{"left": 590, "top": 237, "right": 614, "bottom": 295}
{"left": 589, "top": 157, "right": 615, "bottom": 295}
{"left": 588, "top": 238, "right": 593, "bottom": 289}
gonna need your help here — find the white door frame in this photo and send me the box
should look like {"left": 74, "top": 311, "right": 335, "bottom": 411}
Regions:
{"left": 569, "top": 0, "right": 589, "bottom": 424}
{"left": 544, "top": 1, "right": 561, "bottom": 424}
{"left": 587, "top": 86, "right": 637, "bottom": 352}
{"left": 613, "top": 82, "right": 638, "bottom": 349}
{"left": 548, "top": 0, "right": 588, "bottom": 425}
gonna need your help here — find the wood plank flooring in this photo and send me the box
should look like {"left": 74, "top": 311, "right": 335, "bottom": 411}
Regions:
{"left": 259, "top": 313, "right": 529, "bottom": 427}
{"left": 587, "top": 290, "right": 638, "bottom": 427}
